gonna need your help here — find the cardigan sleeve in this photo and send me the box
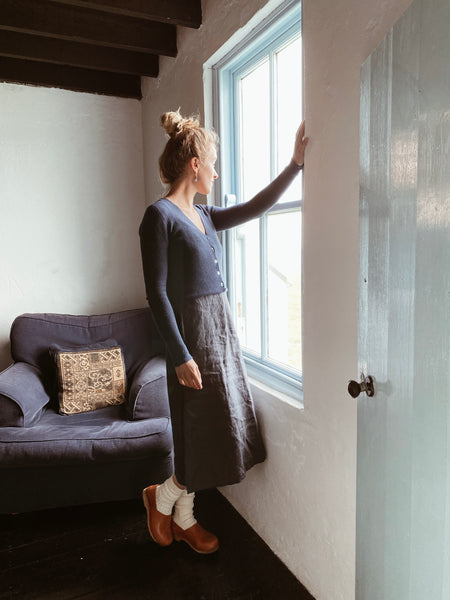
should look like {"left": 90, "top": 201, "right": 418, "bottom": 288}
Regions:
{"left": 139, "top": 206, "right": 193, "bottom": 367}
{"left": 208, "top": 160, "right": 302, "bottom": 231}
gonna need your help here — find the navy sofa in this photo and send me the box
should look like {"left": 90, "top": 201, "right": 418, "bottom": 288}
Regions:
{"left": 0, "top": 309, "right": 173, "bottom": 513}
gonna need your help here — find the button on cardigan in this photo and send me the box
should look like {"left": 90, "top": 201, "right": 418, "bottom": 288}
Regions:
{"left": 139, "top": 159, "right": 302, "bottom": 367}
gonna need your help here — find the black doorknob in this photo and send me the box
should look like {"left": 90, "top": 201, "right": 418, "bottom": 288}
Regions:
{"left": 348, "top": 375, "right": 375, "bottom": 398}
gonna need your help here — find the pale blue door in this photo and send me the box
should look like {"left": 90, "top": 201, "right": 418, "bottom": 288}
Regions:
{"left": 356, "top": 0, "right": 450, "bottom": 598}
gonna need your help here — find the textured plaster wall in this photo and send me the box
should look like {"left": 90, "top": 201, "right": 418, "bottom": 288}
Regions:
{"left": 141, "top": 1, "right": 413, "bottom": 599}
{"left": 0, "top": 83, "right": 146, "bottom": 370}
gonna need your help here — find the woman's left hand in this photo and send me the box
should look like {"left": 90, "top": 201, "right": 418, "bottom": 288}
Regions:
{"left": 175, "top": 358, "right": 203, "bottom": 390}
{"left": 292, "top": 120, "right": 309, "bottom": 167}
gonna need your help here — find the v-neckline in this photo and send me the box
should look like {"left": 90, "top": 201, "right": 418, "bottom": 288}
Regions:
{"left": 164, "top": 198, "right": 207, "bottom": 236}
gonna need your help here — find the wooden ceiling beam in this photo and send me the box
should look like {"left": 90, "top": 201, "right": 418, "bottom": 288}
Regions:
{"left": 0, "top": 56, "right": 142, "bottom": 98}
{"left": 0, "top": 30, "right": 158, "bottom": 76}
{"left": 0, "top": 0, "right": 177, "bottom": 56}
{"left": 49, "top": 0, "right": 202, "bottom": 28}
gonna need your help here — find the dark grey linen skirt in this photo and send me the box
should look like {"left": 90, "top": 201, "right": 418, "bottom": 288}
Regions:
{"left": 166, "top": 292, "right": 266, "bottom": 492}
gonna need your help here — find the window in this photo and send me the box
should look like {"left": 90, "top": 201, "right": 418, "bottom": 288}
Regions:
{"left": 213, "top": 1, "right": 303, "bottom": 397}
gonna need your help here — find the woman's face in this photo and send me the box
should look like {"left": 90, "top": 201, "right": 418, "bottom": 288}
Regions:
{"left": 196, "top": 146, "right": 218, "bottom": 195}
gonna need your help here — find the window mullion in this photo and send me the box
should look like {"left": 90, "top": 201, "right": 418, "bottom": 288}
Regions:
{"left": 259, "top": 53, "right": 270, "bottom": 361}
{"left": 270, "top": 48, "right": 278, "bottom": 181}
{"left": 226, "top": 72, "right": 242, "bottom": 325}
{"left": 260, "top": 48, "right": 277, "bottom": 362}
{"left": 260, "top": 213, "right": 268, "bottom": 361}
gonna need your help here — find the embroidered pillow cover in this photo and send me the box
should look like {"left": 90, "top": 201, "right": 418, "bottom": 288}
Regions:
{"left": 50, "top": 340, "right": 126, "bottom": 415}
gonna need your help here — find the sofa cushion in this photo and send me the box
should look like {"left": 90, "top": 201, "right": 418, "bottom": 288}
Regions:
{"left": 49, "top": 339, "right": 126, "bottom": 415}
{"left": 0, "top": 363, "right": 50, "bottom": 427}
{"left": 0, "top": 405, "right": 171, "bottom": 467}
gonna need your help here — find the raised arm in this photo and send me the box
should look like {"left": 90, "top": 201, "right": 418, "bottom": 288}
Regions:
{"left": 209, "top": 159, "right": 301, "bottom": 231}
{"left": 210, "top": 121, "right": 309, "bottom": 231}
{"left": 139, "top": 207, "right": 192, "bottom": 367}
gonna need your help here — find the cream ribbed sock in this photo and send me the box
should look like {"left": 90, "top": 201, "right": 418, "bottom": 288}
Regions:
{"left": 173, "top": 490, "right": 197, "bottom": 530}
{"left": 155, "top": 476, "right": 185, "bottom": 515}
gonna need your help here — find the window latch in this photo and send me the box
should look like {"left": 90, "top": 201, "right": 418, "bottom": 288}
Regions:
{"left": 225, "top": 194, "right": 236, "bottom": 207}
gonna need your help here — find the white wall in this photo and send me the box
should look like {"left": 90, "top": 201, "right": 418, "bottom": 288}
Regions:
{"left": 0, "top": 83, "right": 147, "bottom": 370}
{"left": 141, "top": 0, "right": 413, "bottom": 598}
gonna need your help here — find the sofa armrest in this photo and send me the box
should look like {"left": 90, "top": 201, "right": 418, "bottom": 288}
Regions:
{"left": 126, "top": 355, "right": 169, "bottom": 421}
{"left": 0, "top": 363, "right": 50, "bottom": 427}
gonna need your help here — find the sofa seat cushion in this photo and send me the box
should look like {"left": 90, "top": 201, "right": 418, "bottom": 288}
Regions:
{"left": 0, "top": 406, "right": 171, "bottom": 467}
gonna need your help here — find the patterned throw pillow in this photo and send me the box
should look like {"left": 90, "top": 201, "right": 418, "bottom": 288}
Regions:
{"left": 50, "top": 340, "right": 126, "bottom": 415}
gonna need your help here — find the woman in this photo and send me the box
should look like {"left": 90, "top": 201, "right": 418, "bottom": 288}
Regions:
{"left": 140, "top": 111, "right": 308, "bottom": 554}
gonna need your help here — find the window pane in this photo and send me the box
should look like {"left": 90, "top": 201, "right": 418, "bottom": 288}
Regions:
{"left": 267, "top": 210, "right": 302, "bottom": 373}
{"left": 234, "top": 220, "right": 261, "bottom": 354}
{"left": 276, "top": 36, "right": 302, "bottom": 204}
{"left": 235, "top": 58, "right": 269, "bottom": 355}
{"left": 240, "top": 59, "right": 271, "bottom": 201}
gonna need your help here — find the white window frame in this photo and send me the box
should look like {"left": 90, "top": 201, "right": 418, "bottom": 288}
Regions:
{"left": 210, "top": 0, "right": 303, "bottom": 399}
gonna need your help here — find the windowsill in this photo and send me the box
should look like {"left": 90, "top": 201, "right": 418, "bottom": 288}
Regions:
{"left": 248, "top": 375, "right": 304, "bottom": 410}
{"left": 244, "top": 354, "right": 302, "bottom": 404}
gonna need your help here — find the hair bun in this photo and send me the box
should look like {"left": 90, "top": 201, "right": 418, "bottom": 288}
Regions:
{"left": 160, "top": 110, "right": 200, "bottom": 138}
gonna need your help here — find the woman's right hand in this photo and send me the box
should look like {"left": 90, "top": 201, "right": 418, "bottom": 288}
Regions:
{"left": 175, "top": 359, "right": 203, "bottom": 390}
{"left": 292, "top": 120, "right": 309, "bottom": 167}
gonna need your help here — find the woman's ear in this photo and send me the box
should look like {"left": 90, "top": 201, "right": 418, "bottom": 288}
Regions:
{"left": 190, "top": 156, "right": 200, "bottom": 182}
{"left": 190, "top": 156, "right": 200, "bottom": 171}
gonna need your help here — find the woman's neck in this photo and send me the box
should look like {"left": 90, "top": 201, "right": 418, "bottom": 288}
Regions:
{"left": 166, "top": 180, "right": 196, "bottom": 211}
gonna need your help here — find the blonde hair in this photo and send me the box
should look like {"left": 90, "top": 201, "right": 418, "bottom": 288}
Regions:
{"left": 158, "top": 110, "right": 219, "bottom": 186}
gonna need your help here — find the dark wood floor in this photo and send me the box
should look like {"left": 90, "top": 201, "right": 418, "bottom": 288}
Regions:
{"left": 0, "top": 489, "right": 314, "bottom": 600}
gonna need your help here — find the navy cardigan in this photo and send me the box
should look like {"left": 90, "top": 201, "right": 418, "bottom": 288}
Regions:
{"left": 139, "top": 159, "right": 302, "bottom": 366}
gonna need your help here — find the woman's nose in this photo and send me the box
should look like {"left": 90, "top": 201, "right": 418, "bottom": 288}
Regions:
{"left": 213, "top": 169, "right": 218, "bottom": 179}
